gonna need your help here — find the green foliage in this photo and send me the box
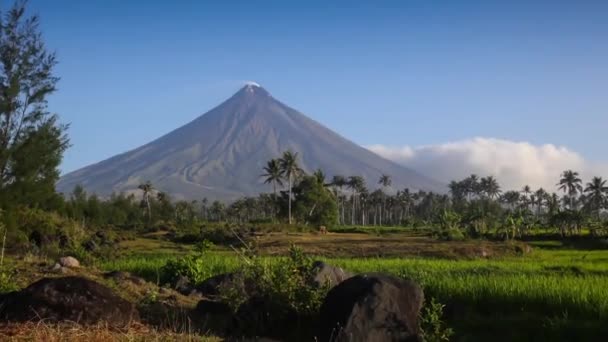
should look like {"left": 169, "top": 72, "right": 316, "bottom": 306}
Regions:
{"left": 160, "top": 239, "right": 216, "bottom": 284}
{"left": 0, "top": 2, "right": 69, "bottom": 210}
{"left": 293, "top": 175, "right": 339, "bottom": 226}
{"left": 0, "top": 266, "right": 19, "bottom": 293}
{"left": 220, "top": 245, "right": 329, "bottom": 317}
{"left": 433, "top": 210, "right": 465, "bottom": 241}
{"left": 420, "top": 298, "right": 454, "bottom": 342}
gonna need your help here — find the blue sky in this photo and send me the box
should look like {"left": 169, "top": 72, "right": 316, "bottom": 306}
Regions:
{"left": 19, "top": 0, "right": 608, "bottom": 186}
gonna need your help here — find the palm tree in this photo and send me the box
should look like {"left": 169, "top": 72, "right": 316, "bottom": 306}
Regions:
{"left": 348, "top": 176, "right": 365, "bottom": 225}
{"left": 534, "top": 188, "right": 547, "bottom": 216}
{"left": 279, "top": 151, "right": 302, "bottom": 225}
{"left": 261, "top": 159, "right": 283, "bottom": 196}
{"left": 501, "top": 191, "right": 520, "bottom": 211}
{"left": 466, "top": 174, "right": 480, "bottom": 199}
{"left": 378, "top": 174, "right": 392, "bottom": 225}
{"left": 557, "top": 170, "right": 583, "bottom": 209}
{"left": 521, "top": 185, "right": 532, "bottom": 209}
{"left": 332, "top": 175, "right": 347, "bottom": 224}
{"left": 138, "top": 181, "right": 154, "bottom": 222}
{"left": 481, "top": 176, "right": 501, "bottom": 199}
{"left": 313, "top": 168, "right": 327, "bottom": 185}
{"left": 584, "top": 176, "right": 608, "bottom": 220}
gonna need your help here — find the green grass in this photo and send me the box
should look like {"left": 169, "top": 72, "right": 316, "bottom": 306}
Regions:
{"left": 98, "top": 240, "right": 608, "bottom": 341}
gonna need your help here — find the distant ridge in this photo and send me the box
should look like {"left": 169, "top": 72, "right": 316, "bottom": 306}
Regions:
{"left": 58, "top": 84, "right": 444, "bottom": 200}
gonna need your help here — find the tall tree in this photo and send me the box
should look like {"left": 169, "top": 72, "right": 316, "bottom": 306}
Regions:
{"left": 332, "top": 175, "right": 347, "bottom": 224}
{"left": 279, "top": 151, "right": 302, "bottom": 224}
{"left": 481, "top": 176, "right": 501, "bottom": 199}
{"left": 557, "top": 170, "right": 583, "bottom": 209}
{"left": 534, "top": 188, "right": 547, "bottom": 216}
{"left": 584, "top": 176, "right": 608, "bottom": 220}
{"left": 0, "top": 2, "right": 69, "bottom": 208}
{"left": 378, "top": 174, "right": 392, "bottom": 225}
{"left": 261, "top": 158, "right": 283, "bottom": 196}
{"left": 138, "top": 181, "right": 154, "bottom": 222}
{"left": 347, "top": 176, "right": 364, "bottom": 225}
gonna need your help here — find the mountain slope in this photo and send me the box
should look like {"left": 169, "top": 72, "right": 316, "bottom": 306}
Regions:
{"left": 58, "top": 84, "right": 444, "bottom": 200}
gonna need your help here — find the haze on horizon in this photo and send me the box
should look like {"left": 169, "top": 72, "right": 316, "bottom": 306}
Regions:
{"left": 23, "top": 0, "right": 608, "bottom": 191}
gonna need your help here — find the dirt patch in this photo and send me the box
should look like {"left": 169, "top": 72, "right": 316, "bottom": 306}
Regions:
{"left": 253, "top": 232, "right": 528, "bottom": 259}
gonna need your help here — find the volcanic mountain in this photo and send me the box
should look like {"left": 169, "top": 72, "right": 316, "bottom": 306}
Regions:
{"left": 58, "top": 84, "right": 444, "bottom": 200}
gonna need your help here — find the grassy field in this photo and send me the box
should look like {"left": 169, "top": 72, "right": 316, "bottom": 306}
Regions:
{"left": 97, "top": 233, "right": 608, "bottom": 341}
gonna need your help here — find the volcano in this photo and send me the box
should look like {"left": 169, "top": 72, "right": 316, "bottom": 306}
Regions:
{"left": 58, "top": 84, "right": 443, "bottom": 200}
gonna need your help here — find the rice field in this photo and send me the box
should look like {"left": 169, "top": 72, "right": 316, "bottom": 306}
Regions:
{"left": 99, "top": 239, "right": 608, "bottom": 341}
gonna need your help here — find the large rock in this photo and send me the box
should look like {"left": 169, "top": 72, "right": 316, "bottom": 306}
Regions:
{"left": 0, "top": 276, "right": 139, "bottom": 327}
{"left": 318, "top": 274, "right": 424, "bottom": 342}
{"left": 311, "top": 261, "right": 353, "bottom": 288}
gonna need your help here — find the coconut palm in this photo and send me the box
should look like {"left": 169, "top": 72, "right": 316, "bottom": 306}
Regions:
{"left": 584, "top": 176, "right": 608, "bottom": 220}
{"left": 313, "top": 168, "right": 327, "bottom": 186}
{"left": 557, "top": 170, "right": 583, "bottom": 209}
{"left": 261, "top": 159, "right": 283, "bottom": 196}
{"left": 348, "top": 176, "right": 365, "bottom": 225}
{"left": 138, "top": 181, "right": 154, "bottom": 222}
{"left": 521, "top": 185, "right": 532, "bottom": 208}
{"left": 481, "top": 176, "right": 501, "bottom": 199}
{"left": 378, "top": 174, "right": 392, "bottom": 225}
{"left": 279, "top": 151, "right": 302, "bottom": 224}
{"left": 534, "top": 188, "right": 547, "bottom": 216}
{"left": 332, "top": 175, "right": 347, "bottom": 224}
{"left": 501, "top": 191, "right": 520, "bottom": 211}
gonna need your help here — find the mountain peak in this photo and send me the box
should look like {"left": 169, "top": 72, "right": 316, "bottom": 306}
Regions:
{"left": 236, "top": 81, "right": 270, "bottom": 98}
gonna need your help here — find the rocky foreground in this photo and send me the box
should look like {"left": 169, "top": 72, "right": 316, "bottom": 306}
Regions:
{"left": 0, "top": 258, "right": 424, "bottom": 342}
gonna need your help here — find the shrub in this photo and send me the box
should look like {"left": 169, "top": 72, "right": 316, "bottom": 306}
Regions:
{"left": 0, "top": 266, "right": 19, "bottom": 293}
{"left": 420, "top": 298, "right": 454, "bottom": 342}
{"left": 160, "top": 240, "right": 214, "bottom": 284}
{"left": 219, "top": 245, "right": 330, "bottom": 325}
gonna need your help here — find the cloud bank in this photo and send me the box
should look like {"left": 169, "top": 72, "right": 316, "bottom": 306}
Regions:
{"left": 367, "top": 137, "right": 608, "bottom": 192}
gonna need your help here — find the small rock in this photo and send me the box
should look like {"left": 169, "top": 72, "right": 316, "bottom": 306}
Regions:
{"left": 59, "top": 256, "right": 80, "bottom": 268}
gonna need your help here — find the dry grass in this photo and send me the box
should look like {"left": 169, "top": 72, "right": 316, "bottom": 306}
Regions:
{"left": 0, "top": 322, "right": 221, "bottom": 341}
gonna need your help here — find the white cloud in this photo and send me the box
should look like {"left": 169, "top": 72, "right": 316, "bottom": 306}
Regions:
{"left": 367, "top": 137, "right": 608, "bottom": 192}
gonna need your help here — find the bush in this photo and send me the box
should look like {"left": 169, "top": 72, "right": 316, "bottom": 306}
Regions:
{"left": 0, "top": 266, "right": 19, "bottom": 293}
{"left": 219, "top": 245, "right": 330, "bottom": 335}
{"left": 420, "top": 298, "right": 454, "bottom": 342}
{"left": 6, "top": 207, "right": 86, "bottom": 254}
{"left": 160, "top": 240, "right": 215, "bottom": 284}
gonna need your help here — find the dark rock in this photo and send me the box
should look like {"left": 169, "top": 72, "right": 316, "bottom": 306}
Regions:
{"left": 83, "top": 239, "right": 98, "bottom": 252}
{"left": 103, "top": 271, "right": 147, "bottom": 286}
{"left": 318, "top": 274, "right": 424, "bottom": 342}
{"left": 29, "top": 231, "right": 54, "bottom": 249}
{"left": 191, "top": 299, "right": 234, "bottom": 335}
{"left": 196, "top": 299, "right": 232, "bottom": 315}
{"left": 173, "top": 275, "right": 195, "bottom": 296}
{"left": 311, "top": 261, "right": 353, "bottom": 288}
{"left": 195, "top": 273, "right": 253, "bottom": 298}
{"left": 58, "top": 234, "right": 70, "bottom": 249}
{"left": 0, "top": 276, "right": 139, "bottom": 327}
